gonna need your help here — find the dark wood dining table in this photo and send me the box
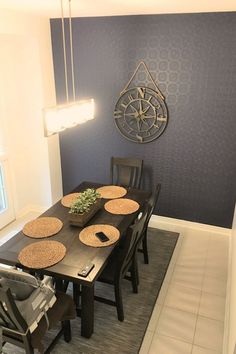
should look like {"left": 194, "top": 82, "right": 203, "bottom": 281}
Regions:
{"left": 0, "top": 181, "right": 150, "bottom": 338}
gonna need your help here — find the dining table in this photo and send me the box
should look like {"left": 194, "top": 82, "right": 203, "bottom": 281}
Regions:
{"left": 0, "top": 181, "right": 150, "bottom": 338}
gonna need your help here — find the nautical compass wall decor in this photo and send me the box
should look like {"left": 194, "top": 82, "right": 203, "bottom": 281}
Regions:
{"left": 114, "top": 61, "right": 168, "bottom": 143}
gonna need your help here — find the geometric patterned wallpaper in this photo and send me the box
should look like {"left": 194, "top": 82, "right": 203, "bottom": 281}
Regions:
{"left": 50, "top": 12, "right": 236, "bottom": 228}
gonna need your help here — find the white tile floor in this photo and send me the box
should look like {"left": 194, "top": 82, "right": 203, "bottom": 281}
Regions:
{"left": 139, "top": 218, "right": 230, "bottom": 354}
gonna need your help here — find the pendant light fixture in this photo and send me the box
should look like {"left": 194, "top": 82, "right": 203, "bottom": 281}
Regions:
{"left": 44, "top": 0, "right": 94, "bottom": 137}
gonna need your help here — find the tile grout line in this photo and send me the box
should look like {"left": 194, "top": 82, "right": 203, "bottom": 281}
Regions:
{"left": 141, "top": 330, "right": 155, "bottom": 354}
{"left": 151, "top": 228, "right": 200, "bottom": 351}
{"left": 144, "top": 225, "right": 228, "bottom": 354}
{"left": 190, "top": 231, "right": 211, "bottom": 354}
{"left": 150, "top": 332, "right": 197, "bottom": 346}
{"left": 146, "top": 229, "right": 185, "bottom": 352}
{"left": 190, "top": 230, "right": 228, "bottom": 353}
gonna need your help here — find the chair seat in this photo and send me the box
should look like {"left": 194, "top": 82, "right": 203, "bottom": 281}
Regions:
{"left": 3, "top": 291, "right": 76, "bottom": 353}
{"left": 31, "top": 291, "right": 75, "bottom": 351}
{"left": 15, "top": 288, "right": 56, "bottom": 333}
{"left": 0, "top": 265, "right": 76, "bottom": 354}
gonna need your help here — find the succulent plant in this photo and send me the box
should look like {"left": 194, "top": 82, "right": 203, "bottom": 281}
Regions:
{"left": 69, "top": 188, "right": 101, "bottom": 214}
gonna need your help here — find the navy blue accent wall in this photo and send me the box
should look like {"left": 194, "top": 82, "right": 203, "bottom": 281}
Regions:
{"left": 50, "top": 12, "right": 236, "bottom": 228}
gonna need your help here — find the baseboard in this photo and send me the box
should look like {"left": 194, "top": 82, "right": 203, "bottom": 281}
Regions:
{"left": 223, "top": 232, "right": 231, "bottom": 354}
{"left": 149, "top": 214, "right": 231, "bottom": 236}
{"left": 15, "top": 204, "right": 48, "bottom": 219}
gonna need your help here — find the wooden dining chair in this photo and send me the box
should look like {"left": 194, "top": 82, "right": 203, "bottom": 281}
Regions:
{"left": 122, "top": 186, "right": 161, "bottom": 293}
{"left": 110, "top": 157, "right": 143, "bottom": 189}
{"left": 138, "top": 183, "right": 161, "bottom": 264}
{"left": 0, "top": 274, "right": 76, "bottom": 354}
{"left": 94, "top": 206, "right": 148, "bottom": 322}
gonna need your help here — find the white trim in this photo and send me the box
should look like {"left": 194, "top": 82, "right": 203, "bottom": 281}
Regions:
{"left": 223, "top": 230, "right": 232, "bottom": 354}
{"left": 225, "top": 204, "right": 236, "bottom": 354}
{"left": 15, "top": 205, "right": 48, "bottom": 219}
{"left": 149, "top": 214, "right": 231, "bottom": 236}
{"left": 0, "top": 157, "right": 15, "bottom": 229}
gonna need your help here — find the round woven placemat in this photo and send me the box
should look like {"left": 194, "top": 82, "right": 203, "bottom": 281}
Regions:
{"left": 18, "top": 240, "right": 66, "bottom": 269}
{"left": 96, "top": 185, "right": 127, "bottom": 199}
{"left": 23, "top": 217, "right": 63, "bottom": 238}
{"left": 104, "top": 198, "right": 140, "bottom": 215}
{"left": 61, "top": 193, "right": 81, "bottom": 207}
{"left": 79, "top": 224, "right": 120, "bottom": 247}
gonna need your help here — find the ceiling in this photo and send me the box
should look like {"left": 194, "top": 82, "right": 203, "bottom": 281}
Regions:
{"left": 0, "top": 0, "right": 235, "bottom": 18}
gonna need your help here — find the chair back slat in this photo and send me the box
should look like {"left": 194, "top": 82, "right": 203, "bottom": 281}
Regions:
{"left": 0, "top": 303, "right": 13, "bottom": 327}
{"left": 135, "top": 184, "right": 161, "bottom": 264}
{"left": 110, "top": 157, "right": 143, "bottom": 189}
{"left": 0, "top": 287, "right": 28, "bottom": 333}
{"left": 114, "top": 206, "right": 149, "bottom": 278}
{"left": 134, "top": 184, "right": 161, "bottom": 251}
{"left": 116, "top": 165, "right": 133, "bottom": 187}
{"left": 145, "top": 183, "right": 161, "bottom": 231}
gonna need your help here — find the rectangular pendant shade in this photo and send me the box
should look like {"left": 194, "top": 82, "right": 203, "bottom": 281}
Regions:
{"left": 44, "top": 98, "right": 94, "bottom": 137}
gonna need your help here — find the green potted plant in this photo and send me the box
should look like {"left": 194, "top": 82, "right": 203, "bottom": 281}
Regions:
{"left": 69, "top": 188, "right": 101, "bottom": 227}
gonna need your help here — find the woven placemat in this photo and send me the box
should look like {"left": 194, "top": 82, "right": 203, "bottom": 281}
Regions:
{"left": 61, "top": 193, "right": 81, "bottom": 207}
{"left": 23, "top": 217, "right": 63, "bottom": 238}
{"left": 18, "top": 240, "right": 66, "bottom": 269}
{"left": 79, "top": 224, "right": 120, "bottom": 247}
{"left": 104, "top": 198, "right": 140, "bottom": 215}
{"left": 96, "top": 185, "right": 127, "bottom": 199}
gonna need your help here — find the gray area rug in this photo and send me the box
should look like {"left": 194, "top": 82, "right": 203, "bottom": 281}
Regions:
{"left": 3, "top": 228, "right": 179, "bottom": 354}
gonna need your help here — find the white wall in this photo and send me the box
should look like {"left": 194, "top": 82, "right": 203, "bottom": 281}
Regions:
{"left": 0, "top": 9, "right": 62, "bottom": 217}
{"left": 227, "top": 204, "right": 236, "bottom": 354}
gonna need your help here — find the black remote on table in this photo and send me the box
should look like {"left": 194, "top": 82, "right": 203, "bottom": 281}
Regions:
{"left": 77, "top": 262, "right": 95, "bottom": 277}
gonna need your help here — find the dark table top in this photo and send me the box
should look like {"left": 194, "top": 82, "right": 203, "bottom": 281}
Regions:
{"left": 0, "top": 181, "right": 150, "bottom": 286}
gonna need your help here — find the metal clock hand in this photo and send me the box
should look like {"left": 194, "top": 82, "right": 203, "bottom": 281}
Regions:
{"left": 129, "top": 104, "right": 138, "bottom": 113}
{"left": 139, "top": 100, "right": 143, "bottom": 115}
{"left": 142, "top": 114, "right": 156, "bottom": 119}
{"left": 142, "top": 106, "right": 150, "bottom": 115}
{"left": 140, "top": 117, "right": 150, "bottom": 126}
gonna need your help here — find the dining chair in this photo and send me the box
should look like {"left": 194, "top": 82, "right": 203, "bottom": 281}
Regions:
{"left": 94, "top": 206, "right": 149, "bottom": 322}
{"left": 0, "top": 268, "right": 76, "bottom": 354}
{"left": 110, "top": 156, "right": 143, "bottom": 189}
{"left": 138, "top": 183, "right": 161, "bottom": 264}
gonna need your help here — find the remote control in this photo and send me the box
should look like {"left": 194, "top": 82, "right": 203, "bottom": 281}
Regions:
{"left": 77, "top": 262, "right": 94, "bottom": 277}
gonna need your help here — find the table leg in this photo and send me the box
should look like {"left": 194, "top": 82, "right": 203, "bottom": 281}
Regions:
{"left": 81, "top": 284, "right": 94, "bottom": 338}
{"left": 55, "top": 278, "right": 64, "bottom": 291}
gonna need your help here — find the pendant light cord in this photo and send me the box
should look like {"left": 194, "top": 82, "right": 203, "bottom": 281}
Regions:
{"left": 61, "top": 0, "right": 69, "bottom": 102}
{"left": 69, "top": 0, "right": 76, "bottom": 101}
{"left": 61, "top": 0, "right": 76, "bottom": 102}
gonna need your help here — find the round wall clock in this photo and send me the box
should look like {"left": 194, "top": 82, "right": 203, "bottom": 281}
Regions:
{"left": 114, "top": 86, "right": 168, "bottom": 143}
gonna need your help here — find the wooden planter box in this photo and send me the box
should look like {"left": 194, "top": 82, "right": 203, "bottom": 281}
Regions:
{"left": 69, "top": 198, "right": 102, "bottom": 227}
